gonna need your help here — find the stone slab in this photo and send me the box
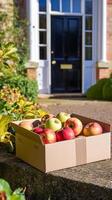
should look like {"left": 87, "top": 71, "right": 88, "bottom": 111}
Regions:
{"left": 0, "top": 147, "right": 112, "bottom": 200}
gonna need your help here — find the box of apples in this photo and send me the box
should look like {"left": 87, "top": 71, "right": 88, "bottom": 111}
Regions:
{"left": 11, "top": 113, "right": 111, "bottom": 173}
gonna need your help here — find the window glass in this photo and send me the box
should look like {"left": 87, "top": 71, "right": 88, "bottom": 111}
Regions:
{"left": 85, "top": 32, "right": 92, "bottom": 45}
{"left": 85, "top": 47, "right": 92, "bottom": 60}
{"left": 51, "top": 0, "right": 60, "bottom": 11}
{"left": 39, "top": 31, "right": 46, "bottom": 44}
{"left": 85, "top": 16, "right": 92, "bottom": 30}
{"left": 73, "top": 0, "right": 81, "bottom": 13}
{"left": 39, "top": 0, "right": 46, "bottom": 11}
{"left": 39, "top": 14, "right": 46, "bottom": 29}
{"left": 40, "top": 47, "right": 47, "bottom": 59}
{"left": 85, "top": 0, "right": 92, "bottom": 14}
{"left": 62, "top": 0, "right": 70, "bottom": 12}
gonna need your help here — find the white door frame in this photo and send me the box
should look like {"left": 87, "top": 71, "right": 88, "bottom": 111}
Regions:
{"left": 28, "top": 0, "right": 106, "bottom": 94}
{"left": 47, "top": 0, "right": 84, "bottom": 94}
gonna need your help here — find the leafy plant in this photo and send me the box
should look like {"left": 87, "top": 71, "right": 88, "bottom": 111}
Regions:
{"left": 0, "top": 9, "right": 38, "bottom": 103}
{"left": 0, "top": 85, "right": 48, "bottom": 121}
{"left": 0, "top": 115, "right": 14, "bottom": 152}
{"left": 0, "top": 179, "right": 26, "bottom": 200}
{"left": 103, "top": 78, "right": 112, "bottom": 100}
{"left": 0, "top": 75, "right": 38, "bottom": 102}
{"left": 86, "top": 78, "right": 108, "bottom": 100}
{"left": 0, "top": 43, "right": 19, "bottom": 77}
{"left": 0, "top": 8, "right": 28, "bottom": 76}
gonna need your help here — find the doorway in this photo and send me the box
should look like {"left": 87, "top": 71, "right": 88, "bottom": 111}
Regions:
{"left": 51, "top": 16, "right": 82, "bottom": 93}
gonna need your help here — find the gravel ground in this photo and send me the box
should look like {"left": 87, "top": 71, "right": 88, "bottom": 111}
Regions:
{"left": 39, "top": 98, "right": 112, "bottom": 128}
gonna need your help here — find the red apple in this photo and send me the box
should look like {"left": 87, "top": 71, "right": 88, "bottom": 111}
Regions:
{"left": 33, "top": 127, "right": 44, "bottom": 135}
{"left": 61, "top": 127, "right": 75, "bottom": 140}
{"left": 56, "top": 130, "right": 64, "bottom": 142}
{"left": 41, "top": 128, "right": 56, "bottom": 144}
{"left": 65, "top": 117, "right": 83, "bottom": 136}
{"left": 83, "top": 122, "right": 103, "bottom": 136}
{"left": 19, "top": 120, "right": 33, "bottom": 130}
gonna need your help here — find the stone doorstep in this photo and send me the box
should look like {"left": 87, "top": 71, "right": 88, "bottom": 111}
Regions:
{"left": 0, "top": 150, "right": 112, "bottom": 200}
{"left": 38, "top": 93, "right": 86, "bottom": 99}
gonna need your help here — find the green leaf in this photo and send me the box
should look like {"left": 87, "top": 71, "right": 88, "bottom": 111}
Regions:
{"left": 11, "top": 188, "right": 26, "bottom": 200}
{"left": 0, "top": 179, "right": 12, "bottom": 195}
{"left": 0, "top": 115, "right": 12, "bottom": 137}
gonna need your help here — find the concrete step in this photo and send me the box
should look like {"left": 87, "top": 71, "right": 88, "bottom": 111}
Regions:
{"left": 0, "top": 149, "right": 112, "bottom": 200}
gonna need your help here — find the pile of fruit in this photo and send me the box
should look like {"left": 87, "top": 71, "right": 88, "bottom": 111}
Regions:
{"left": 18, "top": 112, "right": 103, "bottom": 144}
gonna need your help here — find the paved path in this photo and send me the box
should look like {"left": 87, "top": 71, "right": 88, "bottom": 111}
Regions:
{"left": 39, "top": 98, "right": 112, "bottom": 127}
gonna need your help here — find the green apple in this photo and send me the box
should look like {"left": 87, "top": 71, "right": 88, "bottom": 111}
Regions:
{"left": 45, "top": 118, "right": 62, "bottom": 131}
{"left": 56, "top": 112, "right": 70, "bottom": 123}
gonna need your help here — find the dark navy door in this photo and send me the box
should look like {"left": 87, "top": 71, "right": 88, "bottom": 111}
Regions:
{"left": 51, "top": 16, "right": 82, "bottom": 93}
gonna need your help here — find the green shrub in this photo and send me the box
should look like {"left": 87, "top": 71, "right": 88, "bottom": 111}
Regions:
{"left": 9, "top": 75, "right": 38, "bottom": 102}
{"left": 103, "top": 78, "right": 112, "bottom": 101}
{"left": 0, "top": 75, "right": 38, "bottom": 102}
{"left": 86, "top": 78, "right": 107, "bottom": 100}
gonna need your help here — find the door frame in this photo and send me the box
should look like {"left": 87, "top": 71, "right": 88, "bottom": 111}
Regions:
{"left": 47, "top": 0, "right": 85, "bottom": 94}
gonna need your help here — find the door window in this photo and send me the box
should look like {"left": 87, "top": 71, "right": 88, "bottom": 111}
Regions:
{"left": 85, "top": 0, "right": 92, "bottom": 14}
{"left": 85, "top": 16, "right": 92, "bottom": 30}
{"left": 51, "top": 0, "right": 81, "bottom": 13}
{"left": 85, "top": 0, "right": 93, "bottom": 60}
{"left": 39, "top": 13, "right": 47, "bottom": 60}
{"left": 39, "top": 0, "right": 46, "bottom": 11}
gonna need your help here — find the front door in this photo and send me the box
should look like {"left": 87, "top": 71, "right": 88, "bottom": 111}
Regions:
{"left": 51, "top": 16, "right": 82, "bottom": 93}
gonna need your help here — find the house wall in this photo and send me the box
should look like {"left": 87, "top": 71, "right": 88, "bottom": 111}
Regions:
{"left": 97, "top": 0, "right": 112, "bottom": 80}
{"left": 107, "top": 0, "right": 112, "bottom": 60}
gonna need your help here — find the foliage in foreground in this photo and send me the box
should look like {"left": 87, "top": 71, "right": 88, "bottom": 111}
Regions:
{"left": 0, "top": 86, "right": 48, "bottom": 152}
{"left": 0, "top": 85, "right": 47, "bottom": 120}
{"left": 0, "top": 179, "right": 26, "bottom": 200}
{"left": 86, "top": 78, "right": 112, "bottom": 101}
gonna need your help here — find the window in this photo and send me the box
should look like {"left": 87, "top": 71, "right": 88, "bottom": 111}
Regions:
{"left": 39, "top": 0, "right": 46, "bottom": 11}
{"left": 39, "top": 14, "right": 46, "bottom": 29}
{"left": 85, "top": 47, "right": 92, "bottom": 60}
{"left": 85, "top": 0, "right": 92, "bottom": 14}
{"left": 85, "top": 32, "right": 92, "bottom": 45}
{"left": 62, "top": 0, "right": 70, "bottom": 12}
{"left": 51, "top": 0, "right": 60, "bottom": 11}
{"left": 73, "top": 0, "right": 81, "bottom": 13}
{"left": 39, "top": 31, "right": 46, "bottom": 44}
{"left": 85, "top": 0, "right": 93, "bottom": 60}
{"left": 85, "top": 16, "right": 92, "bottom": 30}
{"left": 51, "top": 0, "right": 81, "bottom": 13}
{"left": 40, "top": 47, "right": 47, "bottom": 60}
{"left": 39, "top": 4, "right": 47, "bottom": 60}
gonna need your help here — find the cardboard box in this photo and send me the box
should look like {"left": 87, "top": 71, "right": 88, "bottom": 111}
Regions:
{"left": 11, "top": 114, "right": 111, "bottom": 173}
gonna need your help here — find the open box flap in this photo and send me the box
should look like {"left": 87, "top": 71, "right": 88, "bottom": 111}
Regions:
{"left": 11, "top": 122, "right": 44, "bottom": 145}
